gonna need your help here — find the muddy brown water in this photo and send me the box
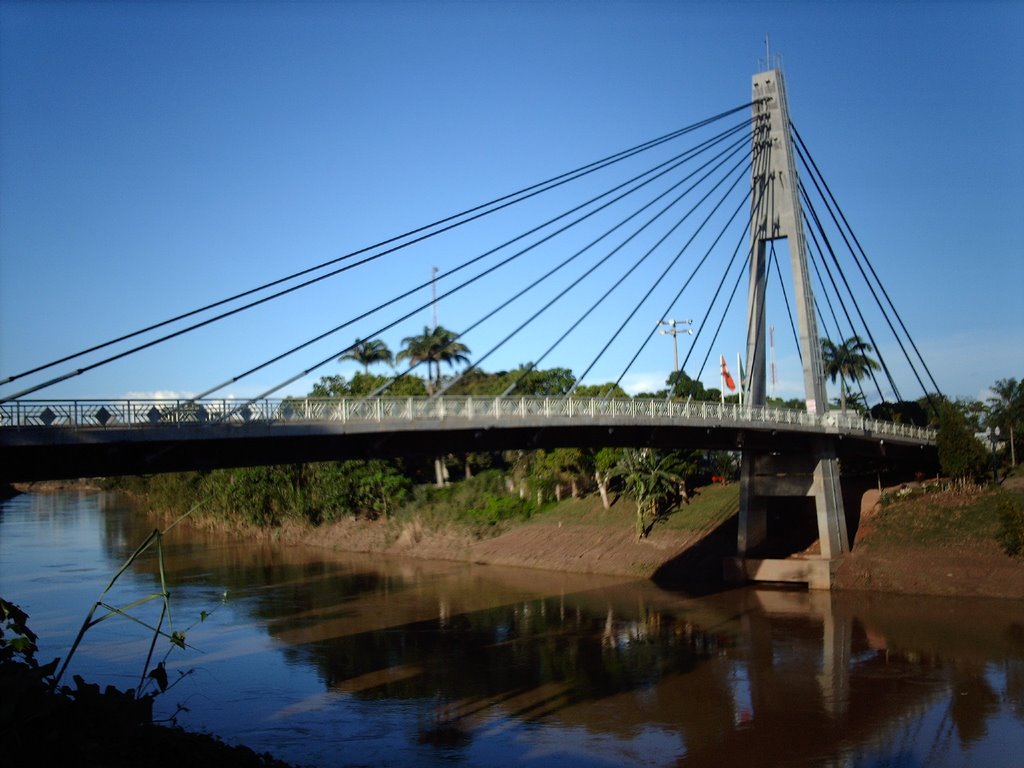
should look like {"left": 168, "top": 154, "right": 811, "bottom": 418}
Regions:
{"left": 2, "top": 490, "right": 1022, "bottom": 767}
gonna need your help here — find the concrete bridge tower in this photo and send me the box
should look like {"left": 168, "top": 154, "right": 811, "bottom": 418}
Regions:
{"left": 728, "top": 64, "right": 850, "bottom": 589}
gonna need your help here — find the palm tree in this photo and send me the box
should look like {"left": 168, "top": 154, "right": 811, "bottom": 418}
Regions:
{"left": 397, "top": 325, "right": 471, "bottom": 392}
{"left": 339, "top": 338, "right": 393, "bottom": 374}
{"left": 613, "top": 449, "right": 685, "bottom": 540}
{"left": 821, "top": 335, "right": 880, "bottom": 412}
{"left": 987, "top": 377, "right": 1022, "bottom": 466}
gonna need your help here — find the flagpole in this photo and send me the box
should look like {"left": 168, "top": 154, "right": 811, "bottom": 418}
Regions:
{"left": 738, "top": 352, "right": 743, "bottom": 408}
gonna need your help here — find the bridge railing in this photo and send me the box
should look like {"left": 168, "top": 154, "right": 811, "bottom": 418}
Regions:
{"left": 0, "top": 396, "right": 936, "bottom": 443}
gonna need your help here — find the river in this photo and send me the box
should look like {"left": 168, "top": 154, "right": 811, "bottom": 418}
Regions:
{"left": 1, "top": 490, "right": 1022, "bottom": 767}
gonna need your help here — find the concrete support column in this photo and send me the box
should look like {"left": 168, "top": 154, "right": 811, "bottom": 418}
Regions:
{"left": 812, "top": 439, "right": 849, "bottom": 559}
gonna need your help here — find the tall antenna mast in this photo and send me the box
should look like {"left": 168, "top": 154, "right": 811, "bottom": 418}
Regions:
{"left": 431, "top": 266, "right": 439, "bottom": 329}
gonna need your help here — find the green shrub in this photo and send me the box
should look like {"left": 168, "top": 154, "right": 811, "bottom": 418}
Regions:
{"left": 461, "top": 494, "right": 536, "bottom": 526}
{"left": 937, "top": 401, "right": 988, "bottom": 481}
{"left": 996, "top": 500, "right": 1024, "bottom": 557}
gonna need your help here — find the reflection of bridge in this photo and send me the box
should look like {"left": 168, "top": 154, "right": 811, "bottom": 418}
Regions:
{"left": 1, "top": 64, "right": 943, "bottom": 588}
{"left": 0, "top": 394, "right": 934, "bottom": 480}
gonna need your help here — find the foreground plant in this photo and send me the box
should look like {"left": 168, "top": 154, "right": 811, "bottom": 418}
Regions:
{"left": 1, "top": 505, "right": 222, "bottom": 745}
{"left": 52, "top": 507, "right": 223, "bottom": 701}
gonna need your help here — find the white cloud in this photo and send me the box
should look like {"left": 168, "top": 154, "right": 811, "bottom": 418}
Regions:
{"left": 619, "top": 372, "right": 666, "bottom": 395}
{"left": 121, "top": 390, "right": 198, "bottom": 401}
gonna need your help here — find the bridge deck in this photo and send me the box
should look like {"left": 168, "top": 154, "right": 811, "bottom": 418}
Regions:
{"left": 1, "top": 396, "right": 935, "bottom": 481}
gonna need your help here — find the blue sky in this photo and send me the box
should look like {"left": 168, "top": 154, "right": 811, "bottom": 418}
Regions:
{"left": 1, "top": 0, "right": 1021, "bottom": 405}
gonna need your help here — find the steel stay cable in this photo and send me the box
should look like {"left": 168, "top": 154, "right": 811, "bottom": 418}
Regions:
{"left": 286, "top": 127, "right": 760, "bottom": 400}
{"left": 791, "top": 122, "right": 942, "bottom": 397}
{"left": 799, "top": 179, "right": 891, "bottom": 398}
{"left": 427, "top": 138, "right": 755, "bottom": 398}
{"left": 602, "top": 136, "right": 765, "bottom": 403}
{"left": 800, "top": 197, "right": 880, "bottom": 396}
{"left": 802, "top": 195, "right": 886, "bottom": 404}
{"left": 799, "top": 181, "right": 900, "bottom": 401}
{"left": 727, "top": 117, "right": 775, "bottom": 400}
{"left": 768, "top": 240, "right": 802, "bottom": 364}
{"left": 1, "top": 101, "right": 758, "bottom": 390}
{"left": 480, "top": 147, "right": 754, "bottom": 397}
{"left": 569, "top": 155, "right": 753, "bottom": 393}
{"left": 415, "top": 134, "right": 755, "bottom": 399}
{"left": 793, "top": 131, "right": 916, "bottom": 403}
{"left": 806, "top": 220, "right": 847, "bottom": 348}
{"left": 213, "top": 123, "right": 758, "bottom": 415}
{"left": 611, "top": 183, "right": 756, "bottom": 399}
{"left": 691, "top": 130, "right": 780, "bottom": 396}
{"left": 692, "top": 241, "right": 754, "bottom": 386}
{"left": 204, "top": 125, "right": 753, "bottom": 403}
{"left": 803, "top": 209, "right": 872, "bottom": 406}
{"left": 615, "top": 109, "right": 767, "bottom": 397}
{"left": 676, "top": 124, "right": 773, "bottom": 388}
{"left": 796, "top": 139, "right": 935, "bottom": 408}
{"left": 794, "top": 138, "right": 909, "bottom": 403}
{"left": 736, "top": 116, "right": 775, "bottom": 398}
{"left": 7, "top": 117, "right": 753, "bottom": 407}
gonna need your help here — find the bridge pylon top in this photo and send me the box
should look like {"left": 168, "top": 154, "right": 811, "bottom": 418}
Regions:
{"left": 746, "top": 66, "right": 827, "bottom": 415}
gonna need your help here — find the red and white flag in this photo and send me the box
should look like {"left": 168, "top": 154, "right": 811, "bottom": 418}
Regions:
{"left": 720, "top": 355, "right": 736, "bottom": 391}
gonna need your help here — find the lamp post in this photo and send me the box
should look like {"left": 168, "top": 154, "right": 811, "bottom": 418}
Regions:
{"left": 658, "top": 319, "right": 692, "bottom": 377}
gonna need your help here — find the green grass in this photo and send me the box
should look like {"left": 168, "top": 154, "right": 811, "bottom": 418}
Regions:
{"left": 523, "top": 481, "right": 740, "bottom": 537}
{"left": 868, "top": 484, "right": 1024, "bottom": 551}
{"left": 660, "top": 483, "right": 740, "bottom": 534}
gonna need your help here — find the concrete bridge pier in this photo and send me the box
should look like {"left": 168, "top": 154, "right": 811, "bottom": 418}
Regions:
{"left": 726, "top": 441, "right": 850, "bottom": 590}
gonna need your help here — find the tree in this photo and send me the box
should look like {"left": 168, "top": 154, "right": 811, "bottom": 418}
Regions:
{"left": 591, "top": 447, "right": 623, "bottom": 509}
{"left": 309, "top": 372, "right": 426, "bottom": 398}
{"left": 339, "top": 338, "right": 393, "bottom": 374}
{"left": 511, "top": 366, "right": 576, "bottom": 396}
{"left": 445, "top": 368, "right": 504, "bottom": 396}
{"left": 613, "top": 449, "right": 685, "bottom": 540}
{"left": 821, "top": 335, "right": 880, "bottom": 412}
{"left": 936, "top": 400, "right": 988, "bottom": 482}
{"left": 831, "top": 391, "right": 867, "bottom": 414}
{"left": 987, "top": 377, "right": 1022, "bottom": 467}
{"left": 572, "top": 382, "right": 629, "bottom": 398}
{"left": 535, "top": 448, "right": 587, "bottom": 500}
{"left": 397, "top": 325, "right": 471, "bottom": 392}
{"left": 870, "top": 400, "right": 928, "bottom": 427}
{"left": 667, "top": 370, "right": 716, "bottom": 401}
{"left": 311, "top": 375, "right": 348, "bottom": 398}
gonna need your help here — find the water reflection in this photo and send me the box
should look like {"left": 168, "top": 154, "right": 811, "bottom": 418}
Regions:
{"left": 2, "top": 491, "right": 1022, "bottom": 767}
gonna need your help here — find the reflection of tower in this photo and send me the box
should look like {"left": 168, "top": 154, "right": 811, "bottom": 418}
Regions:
{"left": 742, "top": 590, "right": 851, "bottom": 725}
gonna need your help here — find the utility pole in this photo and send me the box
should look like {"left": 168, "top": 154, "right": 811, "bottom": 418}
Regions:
{"left": 658, "top": 318, "right": 692, "bottom": 377}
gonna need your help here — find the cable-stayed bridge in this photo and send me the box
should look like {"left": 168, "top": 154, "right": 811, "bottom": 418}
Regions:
{"left": 1, "top": 65, "right": 941, "bottom": 587}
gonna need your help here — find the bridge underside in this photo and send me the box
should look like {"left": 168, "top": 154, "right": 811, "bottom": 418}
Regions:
{"left": 1, "top": 420, "right": 933, "bottom": 483}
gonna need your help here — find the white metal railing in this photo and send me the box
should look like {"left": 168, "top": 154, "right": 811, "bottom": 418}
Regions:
{"left": 0, "top": 396, "right": 937, "bottom": 443}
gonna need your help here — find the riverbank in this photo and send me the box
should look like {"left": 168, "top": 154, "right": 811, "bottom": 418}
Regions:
{"left": 9, "top": 476, "right": 1024, "bottom": 599}
{"left": 276, "top": 478, "right": 1024, "bottom": 600}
